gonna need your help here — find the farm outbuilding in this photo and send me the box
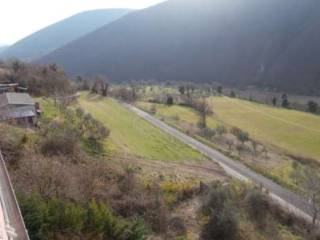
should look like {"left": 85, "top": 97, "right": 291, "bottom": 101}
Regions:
{"left": 0, "top": 92, "right": 37, "bottom": 126}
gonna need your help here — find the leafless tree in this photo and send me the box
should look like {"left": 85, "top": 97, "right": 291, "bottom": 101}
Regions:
{"left": 193, "top": 98, "right": 213, "bottom": 128}
{"left": 295, "top": 167, "right": 320, "bottom": 229}
{"left": 91, "top": 75, "right": 109, "bottom": 96}
{"left": 251, "top": 140, "right": 258, "bottom": 159}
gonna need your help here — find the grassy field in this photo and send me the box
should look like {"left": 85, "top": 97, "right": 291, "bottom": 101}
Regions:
{"left": 138, "top": 96, "right": 320, "bottom": 160}
{"left": 137, "top": 101, "right": 219, "bottom": 128}
{"left": 78, "top": 94, "right": 205, "bottom": 162}
{"left": 210, "top": 97, "right": 320, "bottom": 160}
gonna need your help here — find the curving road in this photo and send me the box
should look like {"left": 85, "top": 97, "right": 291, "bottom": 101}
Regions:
{"left": 124, "top": 104, "right": 314, "bottom": 222}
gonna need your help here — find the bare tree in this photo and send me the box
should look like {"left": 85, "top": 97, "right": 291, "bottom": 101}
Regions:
{"left": 193, "top": 98, "right": 213, "bottom": 128}
{"left": 295, "top": 167, "right": 320, "bottom": 229}
{"left": 91, "top": 75, "right": 109, "bottom": 96}
{"left": 251, "top": 140, "right": 258, "bottom": 159}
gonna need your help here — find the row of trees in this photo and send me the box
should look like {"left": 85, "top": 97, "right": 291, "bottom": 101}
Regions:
{"left": 0, "top": 61, "right": 75, "bottom": 97}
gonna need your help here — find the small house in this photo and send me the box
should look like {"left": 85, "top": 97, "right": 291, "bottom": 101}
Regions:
{"left": 0, "top": 92, "right": 37, "bottom": 126}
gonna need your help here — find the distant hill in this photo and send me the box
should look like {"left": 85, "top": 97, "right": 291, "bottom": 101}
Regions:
{"left": 39, "top": 0, "right": 320, "bottom": 94}
{"left": 0, "top": 9, "right": 131, "bottom": 61}
{"left": 0, "top": 45, "right": 8, "bottom": 54}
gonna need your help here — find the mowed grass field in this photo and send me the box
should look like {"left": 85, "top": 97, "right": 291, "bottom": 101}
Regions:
{"left": 78, "top": 94, "right": 205, "bottom": 162}
{"left": 137, "top": 97, "right": 320, "bottom": 160}
{"left": 210, "top": 97, "right": 320, "bottom": 160}
{"left": 137, "top": 101, "right": 219, "bottom": 128}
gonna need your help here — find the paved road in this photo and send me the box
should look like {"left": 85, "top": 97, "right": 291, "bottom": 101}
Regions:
{"left": 0, "top": 151, "right": 29, "bottom": 240}
{"left": 125, "top": 104, "right": 314, "bottom": 222}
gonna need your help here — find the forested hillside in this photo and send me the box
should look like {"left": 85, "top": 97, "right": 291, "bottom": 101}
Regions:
{"left": 39, "top": 0, "right": 320, "bottom": 94}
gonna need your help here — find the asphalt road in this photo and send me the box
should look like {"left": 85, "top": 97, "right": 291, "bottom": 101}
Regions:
{"left": 125, "top": 104, "right": 314, "bottom": 221}
{"left": 0, "top": 151, "right": 29, "bottom": 240}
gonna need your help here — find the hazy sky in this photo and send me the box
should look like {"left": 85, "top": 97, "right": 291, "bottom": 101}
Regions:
{"left": 0, "top": 0, "right": 165, "bottom": 45}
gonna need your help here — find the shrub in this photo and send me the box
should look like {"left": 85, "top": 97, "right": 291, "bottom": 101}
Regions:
{"left": 231, "top": 127, "right": 242, "bottom": 136}
{"left": 202, "top": 185, "right": 232, "bottom": 216}
{"left": 149, "top": 105, "right": 157, "bottom": 114}
{"left": 171, "top": 114, "right": 180, "bottom": 122}
{"left": 230, "top": 91, "right": 236, "bottom": 98}
{"left": 168, "top": 217, "right": 187, "bottom": 237}
{"left": 231, "top": 127, "right": 249, "bottom": 144}
{"left": 18, "top": 194, "right": 46, "bottom": 240}
{"left": 216, "top": 124, "right": 227, "bottom": 136}
{"left": 200, "top": 127, "right": 216, "bottom": 140}
{"left": 245, "top": 189, "right": 269, "bottom": 228}
{"left": 201, "top": 204, "right": 239, "bottom": 240}
{"left": 166, "top": 95, "right": 174, "bottom": 105}
{"left": 308, "top": 101, "right": 318, "bottom": 113}
{"left": 41, "top": 129, "right": 79, "bottom": 156}
{"left": 161, "top": 181, "right": 195, "bottom": 205}
{"left": 237, "top": 131, "right": 249, "bottom": 144}
{"left": 19, "top": 195, "right": 147, "bottom": 240}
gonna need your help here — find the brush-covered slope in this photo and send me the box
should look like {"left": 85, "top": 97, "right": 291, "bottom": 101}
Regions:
{"left": 39, "top": 0, "right": 320, "bottom": 94}
{"left": 1, "top": 9, "right": 131, "bottom": 61}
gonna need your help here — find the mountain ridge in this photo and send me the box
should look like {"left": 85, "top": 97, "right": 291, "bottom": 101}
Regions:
{"left": 1, "top": 9, "right": 131, "bottom": 61}
{"left": 39, "top": 0, "right": 320, "bottom": 94}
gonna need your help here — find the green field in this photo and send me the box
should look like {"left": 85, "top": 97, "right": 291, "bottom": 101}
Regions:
{"left": 78, "top": 94, "right": 205, "bottom": 162}
{"left": 137, "top": 101, "right": 219, "bottom": 128}
{"left": 210, "top": 97, "right": 320, "bottom": 160}
{"left": 137, "top": 96, "right": 320, "bottom": 160}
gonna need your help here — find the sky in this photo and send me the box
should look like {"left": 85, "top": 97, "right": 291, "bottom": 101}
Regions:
{"left": 0, "top": 0, "right": 165, "bottom": 45}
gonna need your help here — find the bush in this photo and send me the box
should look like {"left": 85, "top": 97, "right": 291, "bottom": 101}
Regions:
{"left": 231, "top": 127, "right": 249, "bottom": 144}
{"left": 231, "top": 127, "right": 241, "bottom": 136}
{"left": 200, "top": 127, "right": 216, "bottom": 140}
{"left": 168, "top": 217, "right": 187, "bottom": 238}
{"left": 237, "top": 131, "right": 249, "bottom": 144}
{"left": 166, "top": 95, "right": 174, "bottom": 105}
{"left": 245, "top": 189, "right": 269, "bottom": 228}
{"left": 19, "top": 195, "right": 147, "bottom": 240}
{"left": 230, "top": 91, "right": 236, "bottom": 98}
{"left": 40, "top": 106, "right": 110, "bottom": 156}
{"left": 216, "top": 124, "right": 227, "bottom": 136}
{"left": 0, "top": 124, "right": 25, "bottom": 162}
{"left": 202, "top": 185, "right": 232, "bottom": 216}
{"left": 41, "top": 129, "right": 79, "bottom": 156}
{"left": 308, "top": 101, "right": 318, "bottom": 113}
{"left": 201, "top": 204, "right": 238, "bottom": 240}
{"left": 149, "top": 105, "right": 157, "bottom": 114}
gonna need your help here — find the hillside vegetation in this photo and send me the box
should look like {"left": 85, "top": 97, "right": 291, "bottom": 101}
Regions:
{"left": 0, "top": 88, "right": 312, "bottom": 239}
{"left": 39, "top": 0, "right": 320, "bottom": 94}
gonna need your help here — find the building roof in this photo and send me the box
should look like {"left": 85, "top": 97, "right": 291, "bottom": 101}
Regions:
{"left": 0, "top": 93, "right": 35, "bottom": 106}
{"left": 0, "top": 106, "right": 36, "bottom": 121}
